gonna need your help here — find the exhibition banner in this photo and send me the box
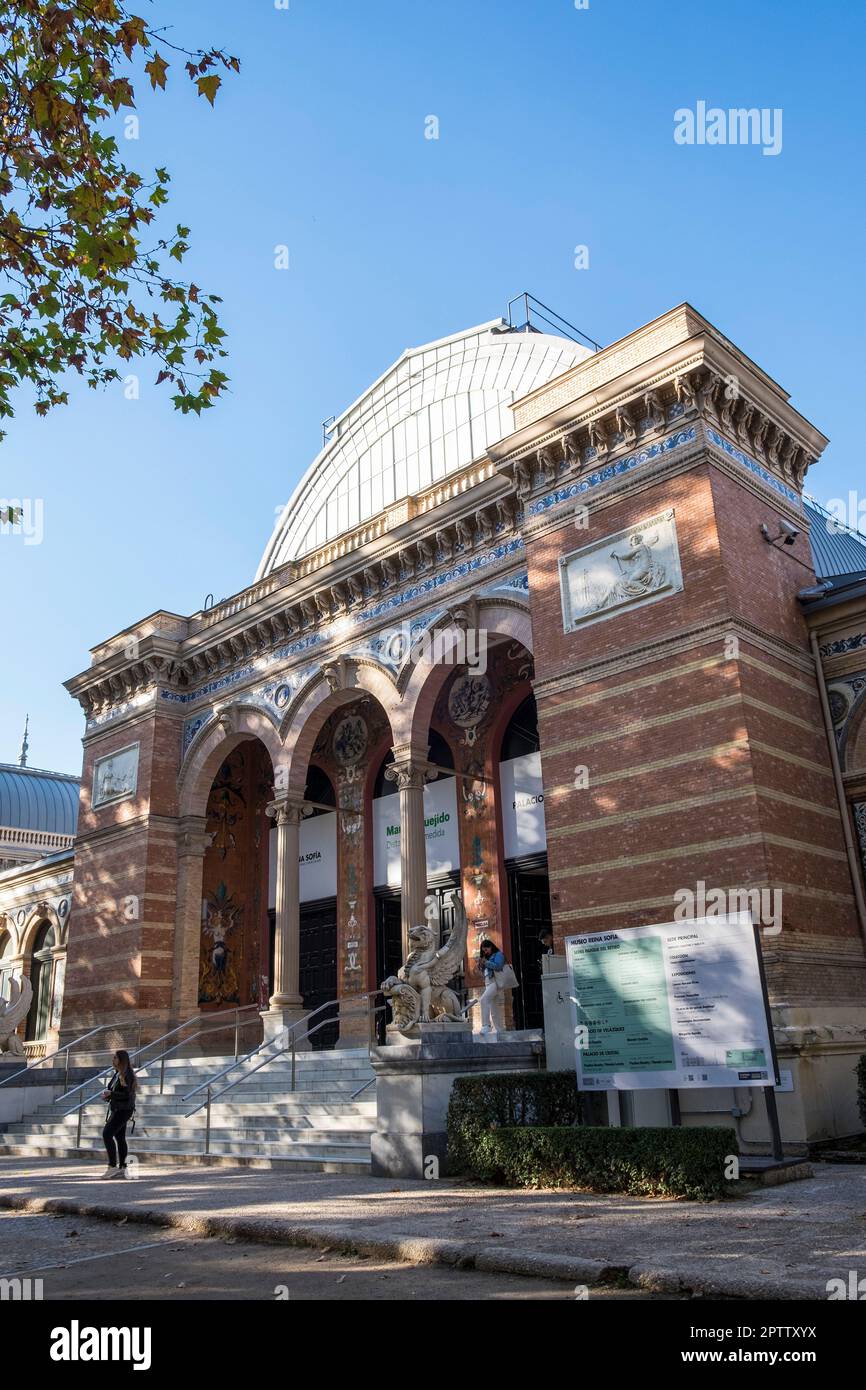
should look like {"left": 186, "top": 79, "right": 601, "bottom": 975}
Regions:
{"left": 268, "top": 811, "right": 338, "bottom": 906}
{"left": 372, "top": 775, "right": 460, "bottom": 886}
{"left": 566, "top": 912, "right": 776, "bottom": 1090}
{"left": 499, "top": 751, "right": 547, "bottom": 859}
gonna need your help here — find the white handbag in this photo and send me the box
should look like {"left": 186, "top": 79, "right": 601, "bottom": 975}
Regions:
{"left": 495, "top": 962, "right": 519, "bottom": 991}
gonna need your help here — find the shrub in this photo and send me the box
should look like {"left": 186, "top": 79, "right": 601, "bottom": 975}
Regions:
{"left": 446, "top": 1071, "right": 582, "bottom": 1176}
{"left": 857, "top": 1053, "right": 866, "bottom": 1131}
{"left": 446, "top": 1073, "right": 736, "bottom": 1199}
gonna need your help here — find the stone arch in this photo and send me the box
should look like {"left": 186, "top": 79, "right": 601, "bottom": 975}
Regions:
{"left": 0, "top": 913, "right": 21, "bottom": 956}
{"left": 396, "top": 599, "right": 534, "bottom": 751}
{"left": 279, "top": 659, "right": 399, "bottom": 798}
{"left": 178, "top": 702, "right": 283, "bottom": 818}
{"left": 20, "top": 903, "right": 65, "bottom": 956}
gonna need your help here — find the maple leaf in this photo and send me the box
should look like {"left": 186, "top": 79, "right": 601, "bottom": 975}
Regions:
{"left": 145, "top": 54, "right": 169, "bottom": 91}
{"left": 196, "top": 75, "right": 221, "bottom": 106}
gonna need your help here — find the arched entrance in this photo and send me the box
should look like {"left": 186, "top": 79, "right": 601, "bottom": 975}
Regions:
{"left": 497, "top": 692, "right": 552, "bottom": 1030}
{"left": 25, "top": 922, "right": 56, "bottom": 1042}
{"left": 198, "top": 737, "right": 274, "bottom": 1017}
{"left": 288, "top": 764, "right": 339, "bottom": 1049}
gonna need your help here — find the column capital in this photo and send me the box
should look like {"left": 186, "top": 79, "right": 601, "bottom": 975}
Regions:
{"left": 266, "top": 796, "right": 309, "bottom": 826}
{"left": 385, "top": 746, "right": 436, "bottom": 791}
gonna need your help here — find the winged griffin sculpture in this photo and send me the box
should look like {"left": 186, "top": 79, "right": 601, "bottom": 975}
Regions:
{"left": 0, "top": 977, "right": 33, "bottom": 1057}
{"left": 381, "top": 890, "right": 467, "bottom": 1033}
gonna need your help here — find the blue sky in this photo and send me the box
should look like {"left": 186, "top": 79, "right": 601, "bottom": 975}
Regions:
{"left": 4, "top": 0, "right": 864, "bottom": 775}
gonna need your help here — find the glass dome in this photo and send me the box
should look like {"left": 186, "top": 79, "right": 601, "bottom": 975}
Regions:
{"left": 256, "top": 320, "right": 591, "bottom": 577}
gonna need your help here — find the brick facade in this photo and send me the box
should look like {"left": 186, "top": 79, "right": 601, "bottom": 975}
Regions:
{"left": 51, "top": 303, "right": 866, "bottom": 1142}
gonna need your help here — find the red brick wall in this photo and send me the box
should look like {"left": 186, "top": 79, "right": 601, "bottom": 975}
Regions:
{"left": 61, "top": 708, "right": 183, "bottom": 1042}
{"left": 526, "top": 457, "right": 864, "bottom": 1006}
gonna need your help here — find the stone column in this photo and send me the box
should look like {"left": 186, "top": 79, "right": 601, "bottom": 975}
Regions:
{"left": 263, "top": 798, "right": 307, "bottom": 1041}
{"left": 172, "top": 815, "right": 210, "bottom": 1026}
{"left": 385, "top": 751, "right": 432, "bottom": 957}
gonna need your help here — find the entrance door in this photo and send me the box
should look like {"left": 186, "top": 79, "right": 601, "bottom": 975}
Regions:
{"left": 299, "top": 898, "right": 338, "bottom": 1049}
{"left": 507, "top": 862, "right": 553, "bottom": 1030}
{"left": 374, "top": 891, "right": 402, "bottom": 1043}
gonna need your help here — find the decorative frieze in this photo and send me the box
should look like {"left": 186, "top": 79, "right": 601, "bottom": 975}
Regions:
{"left": 498, "top": 365, "right": 815, "bottom": 505}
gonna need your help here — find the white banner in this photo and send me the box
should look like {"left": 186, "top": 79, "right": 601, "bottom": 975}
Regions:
{"left": 373, "top": 776, "right": 460, "bottom": 887}
{"left": 566, "top": 913, "right": 776, "bottom": 1090}
{"left": 499, "top": 752, "right": 547, "bottom": 859}
{"left": 268, "top": 812, "right": 338, "bottom": 907}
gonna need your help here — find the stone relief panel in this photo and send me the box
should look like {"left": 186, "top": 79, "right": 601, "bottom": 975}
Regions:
{"left": 558, "top": 508, "right": 684, "bottom": 633}
{"left": 92, "top": 743, "right": 140, "bottom": 808}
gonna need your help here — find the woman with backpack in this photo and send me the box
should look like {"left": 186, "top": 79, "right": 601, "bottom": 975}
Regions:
{"left": 99, "top": 1049, "right": 136, "bottom": 1179}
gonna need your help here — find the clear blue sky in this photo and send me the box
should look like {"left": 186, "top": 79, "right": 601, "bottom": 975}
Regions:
{"left": 4, "top": 0, "right": 864, "bottom": 775}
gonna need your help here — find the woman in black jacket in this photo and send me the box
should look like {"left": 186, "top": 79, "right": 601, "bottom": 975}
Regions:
{"left": 100, "top": 1050, "right": 136, "bottom": 1179}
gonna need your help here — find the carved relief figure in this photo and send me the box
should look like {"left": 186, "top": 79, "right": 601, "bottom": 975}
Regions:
{"left": 599, "top": 530, "right": 667, "bottom": 609}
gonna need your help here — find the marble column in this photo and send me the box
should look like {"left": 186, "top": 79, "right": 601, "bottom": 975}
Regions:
{"left": 385, "top": 752, "right": 432, "bottom": 958}
{"left": 264, "top": 798, "right": 307, "bottom": 1041}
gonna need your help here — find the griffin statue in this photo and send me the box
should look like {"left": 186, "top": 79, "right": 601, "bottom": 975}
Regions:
{"left": 381, "top": 890, "right": 467, "bottom": 1032}
{"left": 0, "top": 976, "right": 33, "bottom": 1057}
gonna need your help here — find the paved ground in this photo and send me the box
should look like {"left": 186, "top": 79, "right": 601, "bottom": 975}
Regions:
{"left": 0, "top": 1157, "right": 863, "bottom": 1299}
{"left": 1, "top": 1209, "right": 667, "bottom": 1301}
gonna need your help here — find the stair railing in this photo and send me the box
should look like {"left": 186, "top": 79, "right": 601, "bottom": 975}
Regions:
{"left": 0, "top": 1020, "right": 143, "bottom": 1092}
{"left": 57, "top": 1002, "right": 264, "bottom": 1154}
{"left": 184, "top": 993, "right": 387, "bottom": 1156}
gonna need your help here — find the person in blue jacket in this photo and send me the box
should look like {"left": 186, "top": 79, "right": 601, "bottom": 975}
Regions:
{"left": 477, "top": 939, "right": 505, "bottom": 1034}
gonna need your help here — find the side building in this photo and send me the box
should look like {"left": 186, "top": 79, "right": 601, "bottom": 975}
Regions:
{"left": 0, "top": 759, "right": 78, "bottom": 1057}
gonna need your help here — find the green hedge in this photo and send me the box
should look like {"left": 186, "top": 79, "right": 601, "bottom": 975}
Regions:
{"left": 857, "top": 1054, "right": 866, "bottom": 1130}
{"left": 446, "top": 1074, "right": 736, "bottom": 1200}
{"left": 446, "top": 1071, "right": 582, "bottom": 1175}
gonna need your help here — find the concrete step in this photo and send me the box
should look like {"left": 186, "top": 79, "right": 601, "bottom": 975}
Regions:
{"left": 0, "top": 1142, "right": 371, "bottom": 1174}
{"left": 2, "top": 1132, "right": 372, "bottom": 1159}
{"left": 6, "top": 1120, "right": 374, "bottom": 1143}
{"left": 20, "top": 1100, "right": 377, "bottom": 1123}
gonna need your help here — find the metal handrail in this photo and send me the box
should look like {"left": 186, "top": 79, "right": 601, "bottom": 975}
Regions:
{"left": 182, "top": 990, "right": 381, "bottom": 1106}
{"left": 60, "top": 1008, "right": 265, "bottom": 1151}
{"left": 55, "top": 1003, "right": 261, "bottom": 1104}
{"left": 0, "top": 1019, "right": 143, "bottom": 1090}
{"left": 185, "top": 996, "right": 387, "bottom": 1151}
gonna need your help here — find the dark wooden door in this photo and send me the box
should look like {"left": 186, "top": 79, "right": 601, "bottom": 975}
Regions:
{"left": 299, "top": 898, "right": 338, "bottom": 1049}
{"left": 507, "top": 866, "right": 553, "bottom": 1030}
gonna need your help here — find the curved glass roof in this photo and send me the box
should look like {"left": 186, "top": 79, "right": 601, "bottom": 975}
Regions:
{"left": 0, "top": 765, "right": 79, "bottom": 835}
{"left": 257, "top": 321, "right": 591, "bottom": 576}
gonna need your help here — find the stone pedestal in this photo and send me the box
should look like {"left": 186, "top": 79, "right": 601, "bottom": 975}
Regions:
{"left": 260, "top": 1005, "right": 308, "bottom": 1045}
{"left": 370, "top": 1024, "right": 545, "bottom": 1178}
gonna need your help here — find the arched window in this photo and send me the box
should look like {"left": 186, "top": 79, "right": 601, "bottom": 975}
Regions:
{"left": 0, "top": 931, "right": 16, "bottom": 1003}
{"left": 25, "top": 922, "right": 56, "bottom": 1042}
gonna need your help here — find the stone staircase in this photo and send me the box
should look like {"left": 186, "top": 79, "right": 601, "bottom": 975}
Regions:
{"left": 0, "top": 1049, "right": 377, "bottom": 1174}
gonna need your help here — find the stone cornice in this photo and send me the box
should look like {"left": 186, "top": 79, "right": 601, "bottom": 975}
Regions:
{"left": 67, "top": 478, "right": 522, "bottom": 721}
{"left": 492, "top": 364, "right": 822, "bottom": 514}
